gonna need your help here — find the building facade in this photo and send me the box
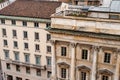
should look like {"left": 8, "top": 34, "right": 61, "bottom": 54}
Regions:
{"left": 47, "top": 0, "right": 120, "bottom": 80}
{"left": 0, "top": 0, "right": 61, "bottom": 80}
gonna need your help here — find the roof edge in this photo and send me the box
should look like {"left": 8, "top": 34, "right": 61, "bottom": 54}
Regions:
{"left": 0, "top": 15, "right": 51, "bottom": 23}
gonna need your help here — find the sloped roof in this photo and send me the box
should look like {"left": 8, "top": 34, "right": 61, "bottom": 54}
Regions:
{"left": 0, "top": 0, "right": 62, "bottom": 19}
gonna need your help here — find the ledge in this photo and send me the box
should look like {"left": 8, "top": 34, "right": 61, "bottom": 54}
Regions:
{"left": 46, "top": 28, "right": 120, "bottom": 41}
{"left": 0, "top": 15, "right": 51, "bottom": 23}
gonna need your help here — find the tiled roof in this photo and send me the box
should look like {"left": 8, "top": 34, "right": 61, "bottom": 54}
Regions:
{"left": 0, "top": 0, "right": 62, "bottom": 19}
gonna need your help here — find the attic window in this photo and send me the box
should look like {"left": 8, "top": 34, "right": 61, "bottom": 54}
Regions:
{"left": 109, "top": 15, "right": 119, "bottom": 19}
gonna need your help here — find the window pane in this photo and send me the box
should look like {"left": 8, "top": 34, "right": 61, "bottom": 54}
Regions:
{"left": 25, "top": 54, "right": 30, "bottom": 63}
{"left": 82, "top": 49, "right": 88, "bottom": 60}
{"left": 47, "top": 71, "right": 51, "bottom": 78}
{"left": 2, "top": 28, "right": 6, "bottom": 36}
{"left": 35, "top": 32, "right": 39, "bottom": 40}
{"left": 104, "top": 53, "right": 111, "bottom": 63}
{"left": 35, "top": 56, "right": 40, "bottom": 65}
{"left": 36, "top": 69, "right": 41, "bottom": 76}
{"left": 3, "top": 40, "right": 8, "bottom": 46}
{"left": 11, "top": 20, "right": 16, "bottom": 25}
{"left": 23, "top": 31, "right": 28, "bottom": 38}
{"left": 47, "top": 34, "right": 51, "bottom": 41}
{"left": 26, "top": 67, "right": 30, "bottom": 74}
{"left": 4, "top": 50, "right": 9, "bottom": 59}
{"left": 34, "top": 22, "right": 39, "bottom": 27}
{"left": 14, "top": 41, "right": 18, "bottom": 48}
{"left": 1, "top": 19, "right": 5, "bottom": 24}
{"left": 61, "top": 47, "right": 66, "bottom": 56}
{"left": 23, "top": 21, "right": 27, "bottom": 26}
{"left": 47, "top": 46, "right": 51, "bottom": 53}
{"left": 47, "top": 57, "right": 51, "bottom": 66}
{"left": 24, "top": 43, "right": 28, "bottom": 49}
{"left": 35, "top": 44, "right": 40, "bottom": 50}
{"left": 12, "top": 30, "right": 17, "bottom": 37}
{"left": 14, "top": 51, "right": 19, "bottom": 61}
{"left": 81, "top": 72, "right": 86, "bottom": 80}
{"left": 61, "top": 68, "right": 66, "bottom": 78}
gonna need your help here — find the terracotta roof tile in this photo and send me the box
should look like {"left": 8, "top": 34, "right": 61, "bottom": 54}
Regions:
{"left": 0, "top": 0, "right": 61, "bottom": 19}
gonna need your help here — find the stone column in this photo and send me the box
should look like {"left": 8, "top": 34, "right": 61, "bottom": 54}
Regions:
{"left": 91, "top": 46, "right": 99, "bottom": 80}
{"left": 50, "top": 40, "right": 56, "bottom": 80}
{"left": 114, "top": 49, "right": 120, "bottom": 80}
{"left": 70, "top": 43, "right": 76, "bottom": 80}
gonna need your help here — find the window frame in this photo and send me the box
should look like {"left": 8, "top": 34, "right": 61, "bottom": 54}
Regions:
{"left": 61, "top": 46, "right": 67, "bottom": 56}
{"left": 104, "top": 52, "right": 111, "bottom": 63}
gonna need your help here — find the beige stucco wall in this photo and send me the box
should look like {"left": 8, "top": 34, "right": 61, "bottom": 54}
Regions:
{"left": 0, "top": 19, "right": 52, "bottom": 80}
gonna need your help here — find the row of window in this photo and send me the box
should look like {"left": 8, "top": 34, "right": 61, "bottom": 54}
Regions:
{"left": 1, "top": 19, "right": 51, "bottom": 28}
{"left": 2, "top": 28, "right": 51, "bottom": 41}
{"left": 6, "top": 64, "right": 51, "bottom": 78}
{"left": 4, "top": 50, "right": 51, "bottom": 65}
{"left": 61, "top": 47, "right": 111, "bottom": 63}
{"left": 3, "top": 39, "right": 51, "bottom": 52}
{"left": 61, "top": 68, "right": 109, "bottom": 80}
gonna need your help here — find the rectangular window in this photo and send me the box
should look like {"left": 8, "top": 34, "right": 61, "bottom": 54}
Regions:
{"left": 47, "top": 71, "right": 51, "bottom": 78}
{"left": 23, "top": 31, "right": 28, "bottom": 39}
{"left": 2, "top": 28, "right": 6, "bottom": 36}
{"left": 16, "top": 77, "right": 22, "bottom": 80}
{"left": 14, "top": 51, "right": 19, "bottom": 61}
{"left": 81, "top": 72, "right": 86, "bottom": 80}
{"left": 34, "top": 22, "right": 39, "bottom": 27}
{"left": 46, "top": 23, "right": 50, "bottom": 28}
{"left": 46, "top": 57, "right": 51, "bottom": 66}
{"left": 104, "top": 53, "right": 111, "bottom": 63}
{"left": 24, "top": 43, "right": 29, "bottom": 49}
{"left": 16, "top": 65, "right": 20, "bottom": 72}
{"left": 82, "top": 49, "right": 88, "bottom": 60}
{"left": 4, "top": 50, "right": 9, "bottom": 59}
{"left": 61, "top": 47, "right": 67, "bottom": 56}
{"left": 47, "top": 46, "right": 51, "bottom": 53}
{"left": 11, "top": 20, "right": 16, "bottom": 25}
{"left": 61, "top": 68, "right": 66, "bottom": 78}
{"left": 12, "top": 30, "right": 17, "bottom": 37}
{"left": 36, "top": 69, "right": 41, "bottom": 76}
{"left": 24, "top": 54, "right": 30, "bottom": 63}
{"left": 6, "top": 63, "right": 10, "bottom": 69}
{"left": 26, "top": 67, "right": 30, "bottom": 74}
{"left": 3, "top": 40, "right": 8, "bottom": 46}
{"left": 35, "top": 44, "right": 40, "bottom": 51}
{"left": 23, "top": 21, "right": 27, "bottom": 26}
{"left": 102, "top": 75, "right": 109, "bottom": 80}
{"left": 109, "top": 15, "right": 119, "bottom": 19}
{"left": 35, "top": 55, "right": 40, "bottom": 65}
{"left": 47, "top": 34, "right": 51, "bottom": 41}
{"left": 13, "top": 41, "right": 18, "bottom": 48}
{"left": 35, "top": 32, "right": 39, "bottom": 40}
{"left": 1, "top": 19, "right": 5, "bottom": 24}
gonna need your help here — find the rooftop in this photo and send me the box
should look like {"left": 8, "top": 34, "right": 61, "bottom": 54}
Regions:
{"left": 0, "top": 0, "right": 62, "bottom": 19}
{"left": 89, "top": 0, "right": 120, "bottom": 13}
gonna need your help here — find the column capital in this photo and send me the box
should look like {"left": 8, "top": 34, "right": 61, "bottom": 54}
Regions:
{"left": 50, "top": 40, "right": 56, "bottom": 45}
{"left": 70, "top": 42, "right": 77, "bottom": 48}
{"left": 92, "top": 46, "right": 100, "bottom": 52}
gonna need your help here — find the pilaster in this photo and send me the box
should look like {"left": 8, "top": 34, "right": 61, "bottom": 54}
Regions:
{"left": 70, "top": 43, "right": 76, "bottom": 80}
{"left": 91, "top": 46, "right": 99, "bottom": 80}
{"left": 114, "top": 49, "right": 120, "bottom": 80}
{"left": 50, "top": 40, "right": 56, "bottom": 80}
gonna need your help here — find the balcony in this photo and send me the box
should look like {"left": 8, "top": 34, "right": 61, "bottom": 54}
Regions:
{"left": 57, "top": 77, "right": 70, "bottom": 80}
{"left": 11, "top": 60, "right": 46, "bottom": 70}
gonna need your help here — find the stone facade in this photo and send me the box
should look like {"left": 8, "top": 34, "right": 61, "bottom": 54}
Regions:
{"left": 47, "top": 5, "right": 120, "bottom": 80}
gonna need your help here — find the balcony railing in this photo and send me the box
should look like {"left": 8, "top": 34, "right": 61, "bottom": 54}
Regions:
{"left": 11, "top": 60, "right": 46, "bottom": 70}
